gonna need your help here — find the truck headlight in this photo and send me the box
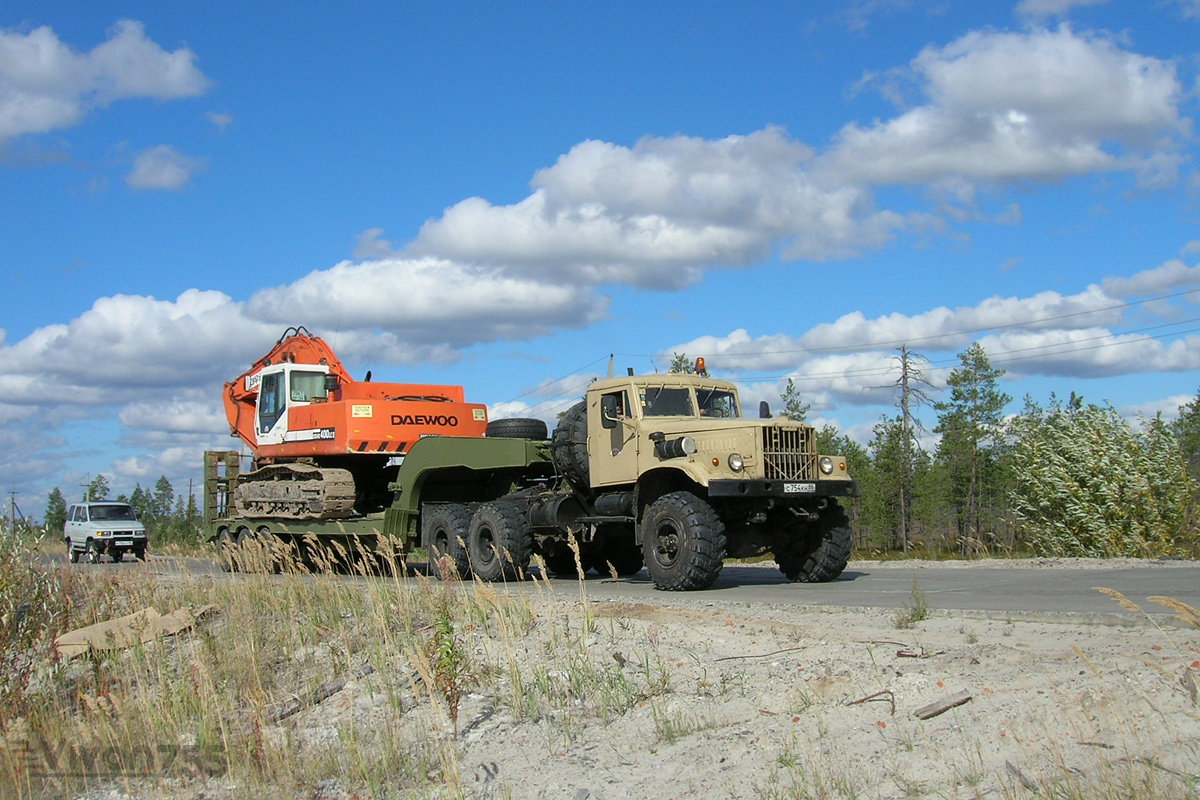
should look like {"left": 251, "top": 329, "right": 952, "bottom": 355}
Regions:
{"left": 728, "top": 453, "right": 744, "bottom": 471}
{"left": 819, "top": 457, "right": 834, "bottom": 475}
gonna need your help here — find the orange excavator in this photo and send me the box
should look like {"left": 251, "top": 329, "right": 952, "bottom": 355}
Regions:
{"left": 223, "top": 326, "right": 489, "bottom": 519}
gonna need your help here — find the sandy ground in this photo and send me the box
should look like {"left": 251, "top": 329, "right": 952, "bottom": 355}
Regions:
{"left": 64, "top": 560, "right": 1200, "bottom": 799}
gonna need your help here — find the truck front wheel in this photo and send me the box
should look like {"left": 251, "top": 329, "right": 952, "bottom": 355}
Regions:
{"left": 776, "top": 501, "right": 852, "bottom": 583}
{"left": 424, "top": 503, "right": 471, "bottom": 580}
{"left": 468, "top": 502, "right": 532, "bottom": 582}
{"left": 642, "top": 492, "right": 726, "bottom": 591}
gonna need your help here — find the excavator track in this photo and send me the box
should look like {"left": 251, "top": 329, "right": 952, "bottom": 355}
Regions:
{"left": 234, "top": 463, "right": 357, "bottom": 519}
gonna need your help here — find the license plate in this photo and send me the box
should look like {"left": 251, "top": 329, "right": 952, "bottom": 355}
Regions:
{"left": 115, "top": 540, "right": 132, "bottom": 547}
{"left": 784, "top": 482, "right": 816, "bottom": 494}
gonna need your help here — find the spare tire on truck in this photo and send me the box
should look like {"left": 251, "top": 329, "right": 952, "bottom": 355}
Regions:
{"left": 551, "top": 401, "right": 589, "bottom": 487}
{"left": 486, "top": 418, "right": 548, "bottom": 440}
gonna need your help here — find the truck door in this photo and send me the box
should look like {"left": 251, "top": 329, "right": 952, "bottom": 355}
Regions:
{"left": 256, "top": 368, "right": 288, "bottom": 446}
{"left": 591, "top": 389, "right": 639, "bottom": 487}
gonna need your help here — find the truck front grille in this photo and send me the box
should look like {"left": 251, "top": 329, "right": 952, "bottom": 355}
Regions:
{"left": 762, "top": 427, "right": 817, "bottom": 481}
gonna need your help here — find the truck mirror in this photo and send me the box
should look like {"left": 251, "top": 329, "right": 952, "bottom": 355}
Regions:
{"left": 600, "top": 395, "right": 618, "bottom": 429}
{"left": 759, "top": 400, "right": 771, "bottom": 418}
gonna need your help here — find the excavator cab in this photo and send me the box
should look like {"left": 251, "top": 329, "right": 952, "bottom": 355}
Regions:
{"left": 254, "top": 363, "right": 332, "bottom": 446}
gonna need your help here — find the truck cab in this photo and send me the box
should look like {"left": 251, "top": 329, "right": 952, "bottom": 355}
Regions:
{"left": 583, "top": 374, "right": 856, "bottom": 498}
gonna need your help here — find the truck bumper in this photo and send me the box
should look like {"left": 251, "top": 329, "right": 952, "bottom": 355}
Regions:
{"left": 708, "top": 478, "right": 860, "bottom": 499}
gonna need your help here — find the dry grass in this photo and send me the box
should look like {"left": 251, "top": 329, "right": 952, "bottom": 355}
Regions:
{"left": 0, "top": 545, "right": 1197, "bottom": 799}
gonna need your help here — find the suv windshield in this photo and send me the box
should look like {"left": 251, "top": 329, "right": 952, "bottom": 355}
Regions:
{"left": 89, "top": 504, "right": 137, "bottom": 521}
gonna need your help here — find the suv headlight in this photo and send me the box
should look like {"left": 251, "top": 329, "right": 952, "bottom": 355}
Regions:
{"left": 819, "top": 457, "right": 834, "bottom": 475}
{"left": 728, "top": 453, "right": 744, "bottom": 471}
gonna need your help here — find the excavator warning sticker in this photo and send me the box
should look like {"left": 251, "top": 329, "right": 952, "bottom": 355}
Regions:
{"left": 352, "top": 405, "right": 373, "bottom": 418}
{"left": 473, "top": 409, "right": 486, "bottom": 421}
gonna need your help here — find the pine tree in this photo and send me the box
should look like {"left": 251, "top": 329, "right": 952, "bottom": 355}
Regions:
{"left": 85, "top": 474, "right": 110, "bottom": 501}
{"left": 44, "top": 487, "right": 67, "bottom": 533}
{"left": 153, "top": 476, "right": 175, "bottom": 521}
{"left": 668, "top": 353, "right": 696, "bottom": 374}
{"left": 779, "top": 378, "right": 810, "bottom": 422}
{"left": 934, "top": 343, "right": 1011, "bottom": 555}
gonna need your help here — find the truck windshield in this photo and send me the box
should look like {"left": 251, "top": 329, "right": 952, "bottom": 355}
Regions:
{"left": 90, "top": 505, "right": 136, "bottom": 521}
{"left": 290, "top": 371, "right": 328, "bottom": 402}
{"left": 697, "top": 388, "right": 739, "bottom": 418}
{"left": 640, "top": 386, "right": 694, "bottom": 417}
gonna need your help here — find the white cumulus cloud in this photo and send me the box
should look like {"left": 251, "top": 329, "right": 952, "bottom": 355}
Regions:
{"left": 126, "top": 144, "right": 205, "bottom": 190}
{"left": 824, "top": 26, "right": 1187, "bottom": 188}
{"left": 0, "top": 20, "right": 210, "bottom": 140}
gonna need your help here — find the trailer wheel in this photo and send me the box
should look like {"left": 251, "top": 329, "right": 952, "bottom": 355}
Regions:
{"left": 424, "top": 503, "right": 471, "bottom": 580}
{"left": 776, "top": 500, "right": 852, "bottom": 583}
{"left": 216, "top": 529, "right": 236, "bottom": 572}
{"left": 642, "top": 492, "right": 726, "bottom": 591}
{"left": 486, "top": 418, "right": 548, "bottom": 440}
{"left": 467, "top": 501, "right": 532, "bottom": 582}
{"left": 551, "top": 402, "right": 589, "bottom": 487}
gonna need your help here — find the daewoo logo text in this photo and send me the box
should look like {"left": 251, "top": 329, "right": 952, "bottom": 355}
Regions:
{"left": 391, "top": 414, "right": 459, "bottom": 427}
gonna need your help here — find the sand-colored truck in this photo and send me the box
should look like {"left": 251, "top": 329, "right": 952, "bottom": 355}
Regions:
{"left": 206, "top": 343, "right": 857, "bottom": 590}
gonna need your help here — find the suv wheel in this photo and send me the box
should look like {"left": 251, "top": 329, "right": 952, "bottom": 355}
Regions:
{"left": 642, "top": 492, "right": 726, "bottom": 591}
{"left": 68, "top": 542, "right": 79, "bottom": 564}
{"left": 84, "top": 540, "right": 101, "bottom": 564}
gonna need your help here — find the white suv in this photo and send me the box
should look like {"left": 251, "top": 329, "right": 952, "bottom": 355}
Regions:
{"left": 64, "top": 502, "right": 149, "bottom": 563}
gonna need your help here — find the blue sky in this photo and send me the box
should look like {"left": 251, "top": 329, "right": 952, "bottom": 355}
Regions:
{"left": 3, "top": 0, "right": 1200, "bottom": 519}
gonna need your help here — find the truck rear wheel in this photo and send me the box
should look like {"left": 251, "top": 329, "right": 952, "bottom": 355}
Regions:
{"left": 642, "top": 492, "right": 726, "bottom": 591}
{"left": 468, "top": 502, "right": 532, "bottom": 582}
{"left": 776, "top": 501, "right": 852, "bottom": 583}
{"left": 424, "top": 503, "right": 471, "bottom": 580}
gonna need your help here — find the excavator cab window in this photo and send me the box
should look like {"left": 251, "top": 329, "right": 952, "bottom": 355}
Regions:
{"left": 290, "top": 371, "right": 328, "bottom": 403}
{"left": 258, "top": 372, "right": 285, "bottom": 433}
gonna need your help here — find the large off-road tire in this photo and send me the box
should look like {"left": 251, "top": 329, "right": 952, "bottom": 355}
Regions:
{"left": 776, "top": 500, "right": 852, "bottom": 583}
{"left": 424, "top": 503, "right": 472, "bottom": 580}
{"left": 642, "top": 492, "right": 726, "bottom": 591}
{"left": 551, "top": 401, "right": 589, "bottom": 487}
{"left": 594, "top": 527, "right": 644, "bottom": 576}
{"left": 216, "top": 529, "right": 235, "bottom": 572}
{"left": 486, "top": 418, "right": 548, "bottom": 440}
{"left": 542, "top": 551, "right": 590, "bottom": 578}
{"left": 467, "top": 502, "right": 532, "bottom": 582}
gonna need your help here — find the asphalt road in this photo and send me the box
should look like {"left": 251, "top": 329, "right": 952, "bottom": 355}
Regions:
{"left": 52, "top": 553, "right": 1200, "bottom": 624}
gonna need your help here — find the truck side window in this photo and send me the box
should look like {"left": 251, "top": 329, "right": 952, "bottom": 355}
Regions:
{"left": 603, "top": 390, "right": 630, "bottom": 418}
